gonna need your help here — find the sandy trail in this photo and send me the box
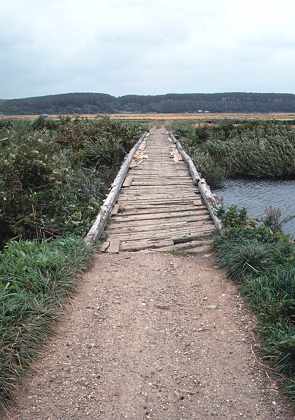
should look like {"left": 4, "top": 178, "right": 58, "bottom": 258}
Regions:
{"left": 6, "top": 252, "right": 293, "bottom": 419}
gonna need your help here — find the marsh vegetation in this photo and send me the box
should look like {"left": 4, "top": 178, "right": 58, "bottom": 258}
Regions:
{"left": 176, "top": 122, "right": 295, "bottom": 188}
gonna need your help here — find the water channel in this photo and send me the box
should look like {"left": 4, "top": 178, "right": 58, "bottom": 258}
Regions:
{"left": 215, "top": 179, "right": 295, "bottom": 237}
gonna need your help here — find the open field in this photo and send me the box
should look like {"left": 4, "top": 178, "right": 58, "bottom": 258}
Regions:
{"left": 2, "top": 112, "right": 295, "bottom": 121}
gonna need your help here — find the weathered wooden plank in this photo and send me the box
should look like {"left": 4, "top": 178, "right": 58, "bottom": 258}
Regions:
{"left": 123, "top": 179, "right": 193, "bottom": 184}
{"left": 123, "top": 190, "right": 198, "bottom": 196}
{"left": 120, "top": 205, "right": 206, "bottom": 215}
{"left": 131, "top": 181, "right": 193, "bottom": 186}
{"left": 123, "top": 176, "right": 133, "bottom": 187}
{"left": 125, "top": 185, "right": 196, "bottom": 190}
{"left": 119, "top": 193, "right": 200, "bottom": 199}
{"left": 120, "top": 239, "right": 174, "bottom": 252}
{"left": 135, "top": 169, "right": 184, "bottom": 173}
{"left": 107, "top": 229, "right": 214, "bottom": 242}
{"left": 131, "top": 165, "right": 185, "bottom": 169}
{"left": 118, "top": 198, "right": 202, "bottom": 205}
{"left": 106, "top": 220, "right": 214, "bottom": 234}
{"left": 109, "top": 215, "right": 212, "bottom": 228}
{"left": 107, "top": 239, "right": 121, "bottom": 254}
{"left": 121, "top": 187, "right": 198, "bottom": 193}
{"left": 131, "top": 175, "right": 191, "bottom": 178}
{"left": 98, "top": 241, "right": 110, "bottom": 252}
{"left": 119, "top": 200, "right": 201, "bottom": 206}
{"left": 112, "top": 210, "right": 209, "bottom": 223}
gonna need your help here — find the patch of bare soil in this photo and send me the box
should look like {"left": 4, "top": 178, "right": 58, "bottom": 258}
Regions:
{"left": 6, "top": 252, "right": 294, "bottom": 419}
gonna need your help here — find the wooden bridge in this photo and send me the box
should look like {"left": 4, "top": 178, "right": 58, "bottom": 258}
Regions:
{"left": 87, "top": 127, "right": 220, "bottom": 253}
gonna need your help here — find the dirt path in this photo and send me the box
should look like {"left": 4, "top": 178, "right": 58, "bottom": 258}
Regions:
{"left": 6, "top": 252, "right": 294, "bottom": 419}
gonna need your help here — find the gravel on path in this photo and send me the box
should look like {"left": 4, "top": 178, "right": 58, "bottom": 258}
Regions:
{"left": 6, "top": 252, "right": 294, "bottom": 419}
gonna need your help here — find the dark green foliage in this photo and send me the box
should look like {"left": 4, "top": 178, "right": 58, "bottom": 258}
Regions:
{"left": 215, "top": 207, "right": 295, "bottom": 400}
{"left": 217, "top": 205, "right": 248, "bottom": 228}
{"left": 0, "top": 237, "right": 93, "bottom": 406}
{"left": 0, "top": 120, "right": 13, "bottom": 129}
{"left": 0, "top": 117, "right": 143, "bottom": 247}
{"left": 31, "top": 115, "right": 60, "bottom": 130}
{"left": 2, "top": 92, "right": 295, "bottom": 114}
{"left": 177, "top": 122, "right": 295, "bottom": 186}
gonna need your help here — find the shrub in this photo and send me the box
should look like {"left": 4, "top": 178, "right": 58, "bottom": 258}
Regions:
{"left": 0, "top": 118, "right": 143, "bottom": 247}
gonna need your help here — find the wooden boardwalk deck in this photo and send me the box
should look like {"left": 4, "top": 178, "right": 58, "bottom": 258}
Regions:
{"left": 100, "top": 127, "right": 216, "bottom": 253}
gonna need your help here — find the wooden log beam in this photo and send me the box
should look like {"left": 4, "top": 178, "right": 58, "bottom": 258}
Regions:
{"left": 85, "top": 132, "right": 149, "bottom": 243}
{"left": 169, "top": 132, "right": 222, "bottom": 232}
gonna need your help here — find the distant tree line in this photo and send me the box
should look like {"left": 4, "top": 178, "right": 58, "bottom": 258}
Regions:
{"left": 2, "top": 92, "right": 295, "bottom": 114}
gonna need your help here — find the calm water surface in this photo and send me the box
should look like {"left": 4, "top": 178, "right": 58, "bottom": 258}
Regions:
{"left": 215, "top": 179, "right": 295, "bottom": 237}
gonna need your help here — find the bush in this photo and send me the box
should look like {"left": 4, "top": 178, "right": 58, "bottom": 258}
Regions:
{"left": 0, "top": 118, "right": 143, "bottom": 247}
{"left": 31, "top": 116, "right": 59, "bottom": 130}
{"left": 217, "top": 205, "right": 248, "bottom": 228}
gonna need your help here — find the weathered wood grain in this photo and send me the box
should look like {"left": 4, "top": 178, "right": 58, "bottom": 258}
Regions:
{"left": 97, "top": 127, "right": 221, "bottom": 252}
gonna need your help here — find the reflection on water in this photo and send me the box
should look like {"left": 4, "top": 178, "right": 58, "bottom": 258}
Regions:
{"left": 215, "top": 179, "right": 295, "bottom": 237}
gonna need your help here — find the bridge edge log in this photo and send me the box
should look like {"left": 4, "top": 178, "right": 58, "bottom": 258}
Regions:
{"left": 169, "top": 132, "right": 222, "bottom": 232}
{"left": 85, "top": 131, "right": 149, "bottom": 243}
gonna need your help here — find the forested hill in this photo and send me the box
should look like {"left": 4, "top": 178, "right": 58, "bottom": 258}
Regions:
{"left": 1, "top": 92, "right": 295, "bottom": 114}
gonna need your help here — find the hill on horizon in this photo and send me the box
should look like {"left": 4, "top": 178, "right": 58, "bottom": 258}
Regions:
{"left": 1, "top": 92, "right": 295, "bottom": 115}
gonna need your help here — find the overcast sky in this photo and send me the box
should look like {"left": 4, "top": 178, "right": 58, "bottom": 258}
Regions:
{"left": 1, "top": 0, "right": 295, "bottom": 98}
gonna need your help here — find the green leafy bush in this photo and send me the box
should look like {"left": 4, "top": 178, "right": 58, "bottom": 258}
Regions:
{"left": 0, "top": 117, "right": 143, "bottom": 247}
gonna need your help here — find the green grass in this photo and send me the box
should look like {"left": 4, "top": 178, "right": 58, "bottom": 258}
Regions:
{"left": 215, "top": 206, "right": 295, "bottom": 401}
{"left": 0, "top": 237, "right": 93, "bottom": 407}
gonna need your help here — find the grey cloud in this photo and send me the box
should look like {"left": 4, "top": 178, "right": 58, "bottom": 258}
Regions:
{"left": 1, "top": 0, "right": 295, "bottom": 98}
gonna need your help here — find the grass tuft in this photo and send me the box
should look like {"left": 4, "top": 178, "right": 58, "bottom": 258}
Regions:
{"left": 215, "top": 206, "right": 295, "bottom": 402}
{"left": 0, "top": 236, "right": 93, "bottom": 407}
